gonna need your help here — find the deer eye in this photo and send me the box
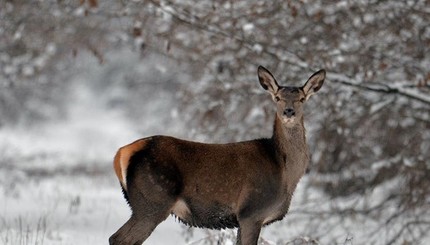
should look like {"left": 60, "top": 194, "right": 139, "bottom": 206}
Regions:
{"left": 275, "top": 96, "right": 280, "bottom": 102}
{"left": 300, "top": 98, "right": 305, "bottom": 103}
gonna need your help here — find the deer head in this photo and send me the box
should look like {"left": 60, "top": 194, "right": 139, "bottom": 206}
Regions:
{"left": 258, "top": 66, "right": 325, "bottom": 128}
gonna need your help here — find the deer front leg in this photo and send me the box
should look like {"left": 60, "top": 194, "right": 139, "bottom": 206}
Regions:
{"left": 236, "top": 220, "right": 262, "bottom": 245}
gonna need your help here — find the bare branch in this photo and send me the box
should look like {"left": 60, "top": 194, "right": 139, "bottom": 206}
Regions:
{"left": 328, "top": 73, "right": 430, "bottom": 106}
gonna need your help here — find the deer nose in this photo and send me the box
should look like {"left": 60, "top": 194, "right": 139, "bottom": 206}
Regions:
{"left": 283, "top": 108, "right": 295, "bottom": 118}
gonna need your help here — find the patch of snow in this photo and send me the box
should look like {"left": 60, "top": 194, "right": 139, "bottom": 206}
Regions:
{"left": 242, "top": 23, "right": 255, "bottom": 33}
{"left": 252, "top": 44, "right": 263, "bottom": 53}
{"left": 300, "top": 37, "right": 308, "bottom": 44}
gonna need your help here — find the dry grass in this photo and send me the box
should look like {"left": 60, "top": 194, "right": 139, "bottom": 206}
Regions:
{"left": 0, "top": 215, "right": 48, "bottom": 245}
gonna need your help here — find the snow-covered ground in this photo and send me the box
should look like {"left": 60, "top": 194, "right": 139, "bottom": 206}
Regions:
{"left": 0, "top": 166, "right": 198, "bottom": 245}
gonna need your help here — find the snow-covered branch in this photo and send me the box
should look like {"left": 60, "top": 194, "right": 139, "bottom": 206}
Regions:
{"left": 327, "top": 73, "right": 430, "bottom": 106}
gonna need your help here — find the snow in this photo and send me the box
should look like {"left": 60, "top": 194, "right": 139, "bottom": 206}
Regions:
{"left": 242, "top": 23, "right": 255, "bottom": 33}
{"left": 0, "top": 170, "right": 195, "bottom": 245}
{"left": 252, "top": 44, "right": 263, "bottom": 53}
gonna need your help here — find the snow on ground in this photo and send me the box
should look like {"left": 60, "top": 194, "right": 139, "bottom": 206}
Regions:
{"left": 0, "top": 168, "right": 199, "bottom": 245}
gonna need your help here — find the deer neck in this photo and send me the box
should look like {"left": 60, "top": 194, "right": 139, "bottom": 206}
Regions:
{"left": 272, "top": 115, "right": 309, "bottom": 168}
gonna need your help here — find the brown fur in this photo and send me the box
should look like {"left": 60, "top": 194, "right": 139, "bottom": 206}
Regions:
{"left": 109, "top": 66, "right": 325, "bottom": 245}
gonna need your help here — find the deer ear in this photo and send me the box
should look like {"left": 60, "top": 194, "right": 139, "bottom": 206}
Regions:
{"left": 258, "top": 66, "right": 279, "bottom": 95}
{"left": 302, "top": 69, "right": 325, "bottom": 100}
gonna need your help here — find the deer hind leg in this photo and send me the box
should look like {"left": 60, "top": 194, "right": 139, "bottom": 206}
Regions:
{"left": 109, "top": 214, "right": 160, "bottom": 245}
{"left": 109, "top": 192, "right": 173, "bottom": 245}
{"left": 110, "top": 156, "right": 183, "bottom": 245}
{"left": 236, "top": 220, "right": 262, "bottom": 245}
{"left": 109, "top": 186, "right": 172, "bottom": 245}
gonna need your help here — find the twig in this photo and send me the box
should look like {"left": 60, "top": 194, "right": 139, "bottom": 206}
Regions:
{"left": 327, "top": 73, "right": 430, "bottom": 106}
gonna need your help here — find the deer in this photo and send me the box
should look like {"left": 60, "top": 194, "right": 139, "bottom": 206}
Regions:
{"left": 109, "top": 66, "right": 325, "bottom": 245}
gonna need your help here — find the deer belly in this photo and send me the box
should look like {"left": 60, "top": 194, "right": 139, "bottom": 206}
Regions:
{"left": 170, "top": 199, "right": 239, "bottom": 229}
